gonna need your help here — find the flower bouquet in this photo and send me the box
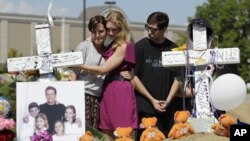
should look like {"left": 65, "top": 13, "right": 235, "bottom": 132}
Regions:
{"left": 31, "top": 130, "right": 53, "bottom": 141}
{"left": 0, "top": 117, "right": 15, "bottom": 141}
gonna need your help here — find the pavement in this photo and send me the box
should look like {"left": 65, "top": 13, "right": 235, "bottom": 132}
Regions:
{"left": 244, "top": 93, "right": 250, "bottom": 102}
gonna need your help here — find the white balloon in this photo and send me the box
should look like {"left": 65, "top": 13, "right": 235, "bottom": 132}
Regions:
{"left": 210, "top": 73, "right": 247, "bottom": 111}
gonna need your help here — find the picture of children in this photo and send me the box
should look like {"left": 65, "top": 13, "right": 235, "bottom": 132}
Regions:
{"left": 63, "top": 105, "right": 82, "bottom": 139}
{"left": 16, "top": 81, "right": 85, "bottom": 141}
{"left": 19, "top": 102, "right": 40, "bottom": 141}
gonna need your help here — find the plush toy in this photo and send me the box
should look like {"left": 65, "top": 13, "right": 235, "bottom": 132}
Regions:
{"left": 80, "top": 131, "right": 95, "bottom": 141}
{"left": 140, "top": 117, "right": 166, "bottom": 141}
{"left": 114, "top": 127, "right": 134, "bottom": 141}
{"left": 168, "top": 110, "right": 194, "bottom": 139}
{"left": 211, "top": 114, "right": 236, "bottom": 137}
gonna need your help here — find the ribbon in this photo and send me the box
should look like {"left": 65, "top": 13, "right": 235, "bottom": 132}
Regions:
{"left": 47, "top": 0, "right": 54, "bottom": 27}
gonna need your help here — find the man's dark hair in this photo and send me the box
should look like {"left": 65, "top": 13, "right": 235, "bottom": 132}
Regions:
{"left": 147, "top": 12, "right": 169, "bottom": 29}
{"left": 45, "top": 86, "right": 57, "bottom": 95}
{"left": 28, "top": 102, "right": 39, "bottom": 111}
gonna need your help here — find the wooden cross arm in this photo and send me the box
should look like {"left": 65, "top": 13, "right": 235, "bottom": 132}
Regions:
{"left": 7, "top": 52, "right": 83, "bottom": 72}
{"left": 162, "top": 47, "right": 240, "bottom": 67}
{"left": 7, "top": 56, "right": 42, "bottom": 72}
{"left": 52, "top": 52, "right": 83, "bottom": 67}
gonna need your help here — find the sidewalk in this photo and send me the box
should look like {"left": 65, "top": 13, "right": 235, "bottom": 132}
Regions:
{"left": 244, "top": 93, "right": 250, "bottom": 102}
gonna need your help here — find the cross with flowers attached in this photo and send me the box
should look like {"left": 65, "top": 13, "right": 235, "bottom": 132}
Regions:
{"left": 162, "top": 24, "right": 240, "bottom": 132}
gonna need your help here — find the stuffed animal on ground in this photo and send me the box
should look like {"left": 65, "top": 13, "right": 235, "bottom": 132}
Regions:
{"left": 211, "top": 114, "right": 236, "bottom": 137}
{"left": 80, "top": 131, "right": 95, "bottom": 141}
{"left": 140, "top": 117, "right": 165, "bottom": 141}
{"left": 114, "top": 127, "right": 134, "bottom": 141}
{"left": 168, "top": 110, "right": 194, "bottom": 139}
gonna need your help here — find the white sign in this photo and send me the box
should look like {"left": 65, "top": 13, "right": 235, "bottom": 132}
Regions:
{"left": 162, "top": 48, "right": 240, "bottom": 67}
{"left": 35, "top": 24, "right": 52, "bottom": 54}
{"left": 7, "top": 52, "right": 83, "bottom": 72}
{"left": 193, "top": 25, "right": 207, "bottom": 50}
{"left": 194, "top": 71, "right": 213, "bottom": 118}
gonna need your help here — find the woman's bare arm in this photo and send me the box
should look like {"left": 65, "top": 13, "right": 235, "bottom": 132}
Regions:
{"left": 79, "top": 44, "right": 126, "bottom": 75}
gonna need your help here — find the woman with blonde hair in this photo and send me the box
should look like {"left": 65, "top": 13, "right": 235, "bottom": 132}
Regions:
{"left": 78, "top": 10, "right": 138, "bottom": 137}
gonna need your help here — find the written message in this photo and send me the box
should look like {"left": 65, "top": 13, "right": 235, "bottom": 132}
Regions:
{"left": 162, "top": 48, "right": 240, "bottom": 67}
{"left": 7, "top": 52, "right": 83, "bottom": 72}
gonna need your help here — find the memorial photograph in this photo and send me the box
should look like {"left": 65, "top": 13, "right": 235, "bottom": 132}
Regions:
{"left": 16, "top": 81, "right": 85, "bottom": 141}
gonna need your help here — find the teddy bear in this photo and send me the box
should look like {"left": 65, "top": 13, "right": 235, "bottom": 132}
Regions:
{"left": 211, "top": 114, "right": 236, "bottom": 137}
{"left": 168, "top": 110, "right": 194, "bottom": 139}
{"left": 79, "top": 131, "right": 95, "bottom": 141}
{"left": 114, "top": 127, "right": 134, "bottom": 141}
{"left": 139, "top": 117, "right": 166, "bottom": 141}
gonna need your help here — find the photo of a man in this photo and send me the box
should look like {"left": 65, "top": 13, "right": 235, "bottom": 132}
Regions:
{"left": 16, "top": 81, "right": 85, "bottom": 141}
{"left": 39, "top": 86, "right": 65, "bottom": 133}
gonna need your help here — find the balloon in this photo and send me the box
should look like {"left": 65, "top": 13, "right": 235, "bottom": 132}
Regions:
{"left": 210, "top": 73, "right": 247, "bottom": 111}
{"left": 0, "top": 96, "right": 11, "bottom": 118}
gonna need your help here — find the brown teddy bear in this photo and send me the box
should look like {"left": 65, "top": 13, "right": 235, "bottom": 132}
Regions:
{"left": 140, "top": 117, "right": 166, "bottom": 141}
{"left": 211, "top": 114, "right": 236, "bottom": 137}
{"left": 114, "top": 127, "right": 134, "bottom": 141}
{"left": 79, "top": 131, "right": 95, "bottom": 141}
{"left": 168, "top": 110, "right": 194, "bottom": 139}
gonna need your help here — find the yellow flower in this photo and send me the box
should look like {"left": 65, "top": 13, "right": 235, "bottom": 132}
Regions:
{"left": 171, "top": 44, "right": 187, "bottom": 51}
{"left": 0, "top": 104, "right": 4, "bottom": 112}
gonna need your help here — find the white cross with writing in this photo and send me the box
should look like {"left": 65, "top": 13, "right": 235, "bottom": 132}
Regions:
{"left": 162, "top": 25, "right": 240, "bottom": 132}
{"left": 7, "top": 24, "right": 83, "bottom": 78}
{"left": 162, "top": 25, "right": 240, "bottom": 133}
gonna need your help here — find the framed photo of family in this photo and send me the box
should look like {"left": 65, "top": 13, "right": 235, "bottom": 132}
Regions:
{"left": 16, "top": 81, "right": 85, "bottom": 141}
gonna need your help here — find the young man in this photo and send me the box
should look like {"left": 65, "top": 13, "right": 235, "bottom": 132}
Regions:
{"left": 134, "top": 12, "right": 180, "bottom": 136}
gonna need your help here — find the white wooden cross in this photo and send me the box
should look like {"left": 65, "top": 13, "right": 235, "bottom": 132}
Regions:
{"left": 162, "top": 24, "right": 240, "bottom": 132}
{"left": 7, "top": 24, "right": 83, "bottom": 79}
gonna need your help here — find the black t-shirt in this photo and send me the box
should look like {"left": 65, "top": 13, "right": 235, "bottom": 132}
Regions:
{"left": 39, "top": 103, "right": 65, "bottom": 134}
{"left": 134, "top": 37, "right": 178, "bottom": 114}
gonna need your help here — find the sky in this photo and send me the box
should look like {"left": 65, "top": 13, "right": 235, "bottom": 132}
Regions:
{"left": 0, "top": 0, "right": 208, "bottom": 25}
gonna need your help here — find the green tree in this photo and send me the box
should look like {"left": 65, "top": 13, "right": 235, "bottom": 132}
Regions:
{"left": 175, "top": 33, "right": 188, "bottom": 46}
{"left": 191, "top": 0, "right": 250, "bottom": 82}
{"left": 0, "top": 48, "right": 22, "bottom": 119}
{"left": 7, "top": 48, "right": 23, "bottom": 58}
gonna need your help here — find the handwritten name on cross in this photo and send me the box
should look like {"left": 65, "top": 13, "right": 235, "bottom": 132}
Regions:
{"left": 162, "top": 25, "right": 240, "bottom": 119}
{"left": 7, "top": 24, "right": 83, "bottom": 74}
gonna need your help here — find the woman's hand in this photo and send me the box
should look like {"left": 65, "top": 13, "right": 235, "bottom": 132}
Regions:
{"left": 75, "top": 118, "right": 82, "bottom": 127}
{"left": 77, "top": 65, "right": 84, "bottom": 71}
{"left": 120, "top": 71, "right": 134, "bottom": 80}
